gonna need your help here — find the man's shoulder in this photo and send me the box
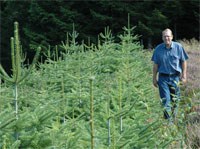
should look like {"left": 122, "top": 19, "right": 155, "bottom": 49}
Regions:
{"left": 172, "top": 41, "right": 183, "bottom": 48}
{"left": 155, "top": 43, "right": 165, "bottom": 50}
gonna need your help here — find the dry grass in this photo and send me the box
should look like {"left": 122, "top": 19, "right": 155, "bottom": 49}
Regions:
{"left": 186, "top": 123, "right": 200, "bottom": 149}
{"left": 180, "top": 38, "right": 200, "bottom": 94}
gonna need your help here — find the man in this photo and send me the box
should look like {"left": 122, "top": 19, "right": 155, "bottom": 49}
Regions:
{"left": 151, "top": 28, "right": 189, "bottom": 123}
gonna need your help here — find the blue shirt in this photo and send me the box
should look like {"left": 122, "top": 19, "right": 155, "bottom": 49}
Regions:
{"left": 151, "top": 41, "right": 189, "bottom": 74}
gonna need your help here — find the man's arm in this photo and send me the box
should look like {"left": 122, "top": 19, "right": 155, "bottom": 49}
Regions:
{"left": 181, "top": 61, "right": 187, "bottom": 83}
{"left": 153, "top": 63, "right": 158, "bottom": 87}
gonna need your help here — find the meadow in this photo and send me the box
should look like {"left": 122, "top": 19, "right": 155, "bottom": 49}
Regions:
{"left": 0, "top": 21, "right": 199, "bottom": 149}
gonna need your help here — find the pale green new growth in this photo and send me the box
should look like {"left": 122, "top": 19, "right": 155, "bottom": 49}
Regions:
{"left": 0, "top": 22, "right": 41, "bottom": 84}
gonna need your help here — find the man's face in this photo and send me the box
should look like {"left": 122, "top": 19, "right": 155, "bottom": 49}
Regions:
{"left": 162, "top": 31, "right": 173, "bottom": 46}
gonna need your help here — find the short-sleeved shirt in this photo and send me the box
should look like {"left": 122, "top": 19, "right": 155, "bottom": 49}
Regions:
{"left": 151, "top": 41, "right": 189, "bottom": 74}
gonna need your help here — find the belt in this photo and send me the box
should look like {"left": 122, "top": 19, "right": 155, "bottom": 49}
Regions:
{"left": 159, "top": 73, "right": 180, "bottom": 77}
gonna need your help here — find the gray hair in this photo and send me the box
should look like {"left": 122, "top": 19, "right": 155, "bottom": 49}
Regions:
{"left": 162, "top": 28, "right": 173, "bottom": 36}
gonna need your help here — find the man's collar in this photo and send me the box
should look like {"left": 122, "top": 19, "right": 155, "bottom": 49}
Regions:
{"left": 164, "top": 41, "right": 174, "bottom": 49}
{"left": 171, "top": 41, "right": 175, "bottom": 48}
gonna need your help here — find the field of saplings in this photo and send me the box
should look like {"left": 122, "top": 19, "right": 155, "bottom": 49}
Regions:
{"left": 0, "top": 21, "right": 198, "bottom": 149}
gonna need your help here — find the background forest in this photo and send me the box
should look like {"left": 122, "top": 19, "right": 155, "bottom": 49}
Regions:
{"left": 0, "top": 0, "right": 199, "bottom": 73}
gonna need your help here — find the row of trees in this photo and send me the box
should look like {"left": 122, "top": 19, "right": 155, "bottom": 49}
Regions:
{"left": 0, "top": 0, "right": 199, "bottom": 73}
{"left": 0, "top": 19, "right": 189, "bottom": 148}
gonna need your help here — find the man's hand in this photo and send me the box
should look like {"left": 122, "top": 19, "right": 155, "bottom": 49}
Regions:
{"left": 153, "top": 78, "right": 158, "bottom": 88}
{"left": 181, "top": 78, "right": 187, "bottom": 83}
{"left": 181, "top": 75, "right": 187, "bottom": 83}
{"left": 181, "top": 77, "right": 187, "bottom": 83}
{"left": 152, "top": 63, "right": 158, "bottom": 88}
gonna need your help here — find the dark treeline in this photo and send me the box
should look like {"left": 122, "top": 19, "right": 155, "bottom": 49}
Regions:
{"left": 0, "top": 0, "right": 199, "bottom": 74}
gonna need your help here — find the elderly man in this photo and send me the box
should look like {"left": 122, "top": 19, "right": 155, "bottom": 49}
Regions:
{"left": 151, "top": 28, "right": 189, "bottom": 124}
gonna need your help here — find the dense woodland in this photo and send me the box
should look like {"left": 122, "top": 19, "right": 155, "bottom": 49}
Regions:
{"left": 0, "top": 0, "right": 199, "bottom": 73}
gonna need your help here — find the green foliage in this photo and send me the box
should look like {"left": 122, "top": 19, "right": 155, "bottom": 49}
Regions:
{"left": 1, "top": 1, "right": 199, "bottom": 57}
{"left": 0, "top": 22, "right": 189, "bottom": 148}
{"left": 0, "top": 21, "right": 41, "bottom": 144}
{"left": 0, "top": 22, "right": 41, "bottom": 84}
